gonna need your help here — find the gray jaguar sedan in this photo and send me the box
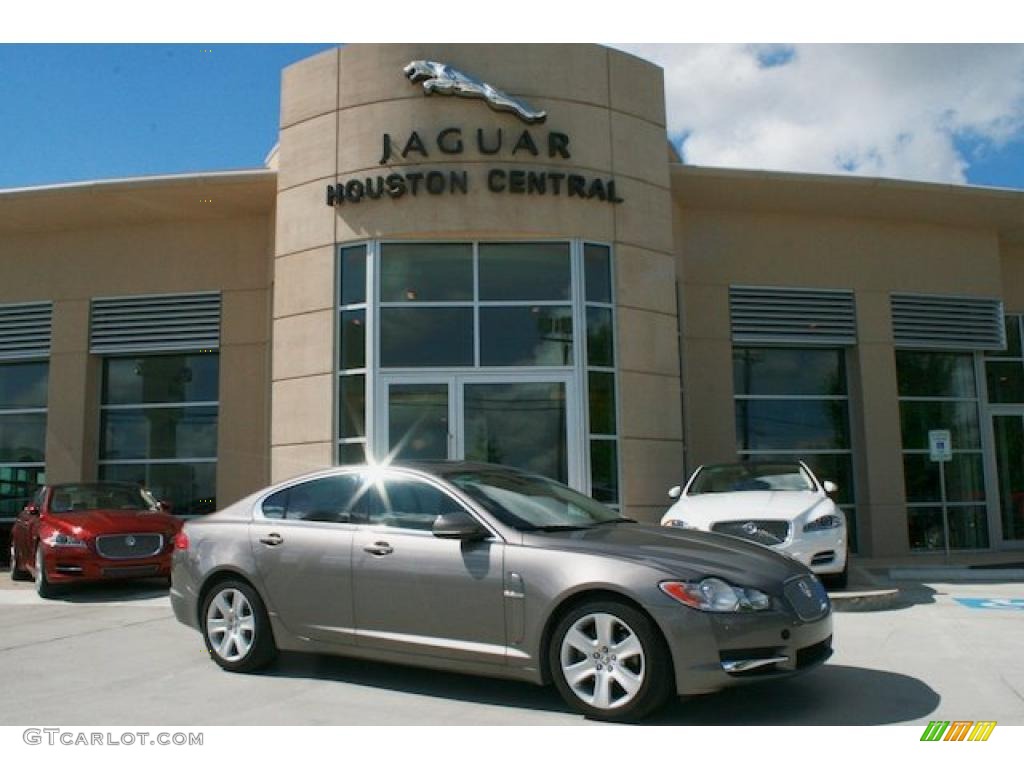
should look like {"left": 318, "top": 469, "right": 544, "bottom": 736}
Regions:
{"left": 170, "top": 461, "right": 832, "bottom": 721}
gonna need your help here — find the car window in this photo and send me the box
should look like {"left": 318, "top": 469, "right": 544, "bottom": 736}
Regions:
{"left": 688, "top": 463, "right": 816, "bottom": 495}
{"left": 364, "top": 477, "right": 464, "bottom": 531}
{"left": 261, "top": 475, "right": 363, "bottom": 523}
{"left": 47, "top": 483, "right": 153, "bottom": 512}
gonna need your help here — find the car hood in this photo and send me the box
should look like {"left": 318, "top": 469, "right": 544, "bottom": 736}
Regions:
{"left": 45, "top": 509, "right": 181, "bottom": 537}
{"left": 665, "top": 491, "right": 830, "bottom": 525}
{"left": 522, "top": 523, "right": 810, "bottom": 589}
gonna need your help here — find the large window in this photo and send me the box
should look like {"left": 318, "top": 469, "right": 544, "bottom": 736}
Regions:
{"left": 378, "top": 242, "right": 573, "bottom": 369}
{"left": 337, "top": 241, "right": 620, "bottom": 504}
{"left": 733, "top": 347, "right": 858, "bottom": 549}
{"left": 0, "top": 361, "right": 48, "bottom": 519}
{"left": 338, "top": 244, "right": 369, "bottom": 464}
{"left": 897, "top": 351, "right": 988, "bottom": 550}
{"left": 986, "top": 314, "right": 1024, "bottom": 403}
{"left": 98, "top": 353, "right": 218, "bottom": 515}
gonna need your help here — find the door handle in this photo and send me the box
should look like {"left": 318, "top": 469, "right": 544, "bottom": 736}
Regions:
{"left": 363, "top": 541, "right": 393, "bottom": 556}
{"left": 259, "top": 533, "right": 283, "bottom": 546}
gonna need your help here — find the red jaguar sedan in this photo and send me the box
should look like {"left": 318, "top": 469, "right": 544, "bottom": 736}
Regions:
{"left": 9, "top": 482, "right": 182, "bottom": 598}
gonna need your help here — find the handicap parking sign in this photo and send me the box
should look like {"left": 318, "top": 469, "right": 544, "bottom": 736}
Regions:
{"left": 955, "top": 598, "right": 1024, "bottom": 610}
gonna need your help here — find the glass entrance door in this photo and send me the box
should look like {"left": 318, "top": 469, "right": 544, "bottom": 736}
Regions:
{"left": 992, "top": 413, "right": 1024, "bottom": 543}
{"left": 379, "top": 375, "right": 577, "bottom": 486}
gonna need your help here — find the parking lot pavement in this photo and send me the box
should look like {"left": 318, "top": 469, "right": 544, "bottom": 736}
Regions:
{"left": 1, "top": 575, "right": 1023, "bottom": 726}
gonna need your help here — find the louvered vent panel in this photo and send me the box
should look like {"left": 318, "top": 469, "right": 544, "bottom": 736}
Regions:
{"left": 729, "top": 286, "right": 857, "bottom": 345}
{"left": 891, "top": 293, "right": 1004, "bottom": 350}
{"left": 90, "top": 292, "right": 221, "bottom": 354}
{"left": 0, "top": 302, "right": 52, "bottom": 360}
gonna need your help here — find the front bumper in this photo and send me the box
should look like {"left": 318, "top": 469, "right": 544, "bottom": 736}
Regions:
{"left": 40, "top": 545, "right": 171, "bottom": 583}
{"left": 647, "top": 601, "right": 834, "bottom": 696}
{"left": 780, "top": 529, "right": 848, "bottom": 575}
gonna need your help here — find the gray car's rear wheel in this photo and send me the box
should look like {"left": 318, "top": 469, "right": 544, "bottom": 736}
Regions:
{"left": 549, "top": 599, "right": 672, "bottom": 722}
{"left": 201, "top": 580, "right": 277, "bottom": 672}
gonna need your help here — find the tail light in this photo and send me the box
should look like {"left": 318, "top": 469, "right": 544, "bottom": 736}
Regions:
{"left": 173, "top": 531, "right": 189, "bottom": 551}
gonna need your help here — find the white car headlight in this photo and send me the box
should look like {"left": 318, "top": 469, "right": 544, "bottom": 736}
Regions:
{"left": 43, "top": 532, "right": 87, "bottom": 548}
{"left": 803, "top": 514, "right": 843, "bottom": 533}
{"left": 662, "top": 518, "right": 697, "bottom": 530}
{"left": 659, "top": 578, "right": 772, "bottom": 612}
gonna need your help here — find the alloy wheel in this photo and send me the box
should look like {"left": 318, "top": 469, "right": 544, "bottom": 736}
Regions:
{"left": 559, "top": 612, "right": 645, "bottom": 710}
{"left": 206, "top": 588, "right": 256, "bottom": 662}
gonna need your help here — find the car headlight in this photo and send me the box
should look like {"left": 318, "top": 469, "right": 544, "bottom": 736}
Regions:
{"left": 662, "top": 518, "right": 696, "bottom": 530}
{"left": 43, "top": 532, "right": 87, "bottom": 548}
{"left": 659, "top": 578, "right": 772, "bottom": 612}
{"left": 803, "top": 514, "right": 843, "bottom": 532}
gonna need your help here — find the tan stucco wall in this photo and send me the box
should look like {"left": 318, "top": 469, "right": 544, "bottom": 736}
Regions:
{"left": 1001, "top": 243, "right": 1024, "bottom": 313}
{"left": 675, "top": 203, "right": 1004, "bottom": 556}
{"left": 0, "top": 210, "right": 274, "bottom": 508}
{"left": 272, "top": 44, "right": 683, "bottom": 520}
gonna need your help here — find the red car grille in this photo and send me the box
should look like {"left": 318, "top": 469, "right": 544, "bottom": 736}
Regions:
{"left": 95, "top": 533, "right": 164, "bottom": 559}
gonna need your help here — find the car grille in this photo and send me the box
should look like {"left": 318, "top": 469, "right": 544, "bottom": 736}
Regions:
{"left": 95, "top": 533, "right": 164, "bottom": 560}
{"left": 711, "top": 519, "right": 790, "bottom": 546}
{"left": 783, "top": 575, "right": 831, "bottom": 622}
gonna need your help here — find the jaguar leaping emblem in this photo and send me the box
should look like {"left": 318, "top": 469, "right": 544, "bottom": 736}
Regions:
{"left": 402, "top": 60, "right": 547, "bottom": 124}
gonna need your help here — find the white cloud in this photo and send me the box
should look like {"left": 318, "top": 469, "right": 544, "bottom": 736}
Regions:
{"left": 617, "top": 44, "right": 1024, "bottom": 184}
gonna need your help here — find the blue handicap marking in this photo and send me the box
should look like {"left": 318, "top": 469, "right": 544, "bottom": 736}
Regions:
{"left": 955, "top": 598, "right": 1024, "bottom": 610}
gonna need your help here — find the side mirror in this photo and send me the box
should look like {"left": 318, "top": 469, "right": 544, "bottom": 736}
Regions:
{"left": 24, "top": 503, "right": 39, "bottom": 516}
{"left": 668, "top": 485, "right": 682, "bottom": 500}
{"left": 433, "top": 511, "right": 488, "bottom": 541}
{"left": 157, "top": 500, "right": 173, "bottom": 514}
{"left": 823, "top": 481, "right": 838, "bottom": 496}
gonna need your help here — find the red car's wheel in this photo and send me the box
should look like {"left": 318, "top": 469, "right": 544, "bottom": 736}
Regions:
{"left": 34, "top": 545, "right": 59, "bottom": 599}
{"left": 9, "top": 542, "right": 30, "bottom": 581}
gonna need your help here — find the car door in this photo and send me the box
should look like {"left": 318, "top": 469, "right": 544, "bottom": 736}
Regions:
{"left": 249, "top": 473, "right": 361, "bottom": 645}
{"left": 352, "top": 471, "right": 507, "bottom": 666}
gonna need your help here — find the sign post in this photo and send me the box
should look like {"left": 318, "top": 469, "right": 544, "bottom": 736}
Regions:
{"left": 929, "top": 429, "right": 953, "bottom": 558}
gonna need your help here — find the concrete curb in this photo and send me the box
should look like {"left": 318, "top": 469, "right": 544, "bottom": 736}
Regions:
{"left": 828, "top": 588, "right": 903, "bottom": 612}
{"left": 888, "top": 567, "right": 1024, "bottom": 582}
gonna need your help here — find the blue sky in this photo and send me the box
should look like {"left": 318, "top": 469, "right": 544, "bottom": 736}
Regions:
{"left": 2, "top": 43, "right": 1024, "bottom": 190}
{"left": 0, "top": 44, "right": 334, "bottom": 188}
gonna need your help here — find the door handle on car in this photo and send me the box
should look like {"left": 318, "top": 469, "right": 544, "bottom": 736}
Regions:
{"left": 363, "top": 541, "right": 393, "bottom": 556}
{"left": 259, "top": 533, "right": 284, "bottom": 546}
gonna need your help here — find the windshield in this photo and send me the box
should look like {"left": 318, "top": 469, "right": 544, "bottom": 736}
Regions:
{"left": 688, "top": 463, "right": 816, "bottom": 495}
{"left": 446, "top": 469, "right": 622, "bottom": 531}
{"left": 49, "top": 484, "right": 156, "bottom": 513}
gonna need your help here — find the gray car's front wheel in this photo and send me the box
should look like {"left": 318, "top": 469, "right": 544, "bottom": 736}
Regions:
{"left": 549, "top": 599, "right": 673, "bottom": 722}
{"left": 201, "top": 580, "right": 277, "bottom": 673}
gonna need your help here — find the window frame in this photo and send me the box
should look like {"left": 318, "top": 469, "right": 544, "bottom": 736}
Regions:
{"left": 731, "top": 344, "right": 859, "bottom": 550}
{"left": 896, "top": 349, "right": 991, "bottom": 551}
{"left": 334, "top": 239, "right": 622, "bottom": 506}
{"left": 97, "top": 351, "right": 219, "bottom": 517}
{"left": 0, "top": 359, "right": 49, "bottom": 522}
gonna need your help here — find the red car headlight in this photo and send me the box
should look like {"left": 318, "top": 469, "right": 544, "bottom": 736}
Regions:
{"left": 43, "top": 531, "right": 88, "bottom": 548}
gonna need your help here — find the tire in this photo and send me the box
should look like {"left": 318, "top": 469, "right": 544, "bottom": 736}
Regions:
{"left": 34, "top": 545, "right": 59, "bottom": 599}
{"left": 9, "top": 542, "right": 30, "bottom": 581}
{"left": 201, "top": 580, "right": 277, "bottom": 673}
{"left": 548, "top": 599, "right": 673, "bottom": 722}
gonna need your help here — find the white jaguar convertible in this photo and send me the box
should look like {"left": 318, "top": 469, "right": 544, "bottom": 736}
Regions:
{"left": 661, "top": 461, "right": 849, "bottom": 588}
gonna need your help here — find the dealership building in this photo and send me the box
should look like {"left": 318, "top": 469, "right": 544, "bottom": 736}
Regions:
{"left": 2, "top": 43, "right": 1024, "bottom": 563}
